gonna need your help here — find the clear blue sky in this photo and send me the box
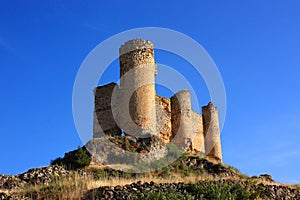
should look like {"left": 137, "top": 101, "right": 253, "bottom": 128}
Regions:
{"left": 0, "top": 1, "right": 299, "bottom": 183}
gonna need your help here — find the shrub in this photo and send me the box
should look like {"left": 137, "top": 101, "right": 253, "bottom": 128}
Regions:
{"left": 121, "top": 172, "right": 132, "bottom": 179}
{"left": 186, "top": 181, "right": 262, "bottom": 200}
{"left": 166, "top": 143, "right": 181, "bottom": 160}
{"left": 50, "top": 146, "right": 91, "bottom": 170}
{"left": 92, "top": 169, "right": 108, "bottom": 180}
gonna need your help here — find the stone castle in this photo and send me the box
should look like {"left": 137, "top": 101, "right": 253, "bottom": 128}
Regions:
{"left": 92, "top": 39, "right": 222, "bottom": 162}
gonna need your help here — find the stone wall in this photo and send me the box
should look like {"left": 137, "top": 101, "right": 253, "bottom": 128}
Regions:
{"left": 93, "top": 82, "right": 121, "bottom": 137}
{"left": 191, "top": 111, "right": 205, "bottom": 153}
{"left": 202, "top": 102, "right": 222, "bottom": 162}
{"left": 155, "top": 95, "right": 172, "bottom": 144}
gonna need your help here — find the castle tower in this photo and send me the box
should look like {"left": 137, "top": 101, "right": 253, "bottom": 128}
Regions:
{"left": 171, "top": 90, "right": 192, "bottom": 150}
{"left": 202, "top": 102, "right": 222, "bottom": 162}
{"left": 119, "top": 39, "right": 157, "bottom": 137}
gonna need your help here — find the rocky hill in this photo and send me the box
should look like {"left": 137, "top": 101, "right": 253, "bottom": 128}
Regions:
{"left": 1, "top": 153, "right": 299, "bottom": 200}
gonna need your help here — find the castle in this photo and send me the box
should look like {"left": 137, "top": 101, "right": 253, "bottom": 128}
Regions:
{"left": 92, "top": 39, "right": 222, "bottom": 163}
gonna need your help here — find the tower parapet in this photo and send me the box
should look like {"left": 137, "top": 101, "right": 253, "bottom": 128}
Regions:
{"left": 119, "top": 39, "right": 154, "bottom": 56}
{"left": 119, "top": 39, "right": 157, "bottom": 77}
{"left": 202, "top": 102, "right": 222, "bottom": 162}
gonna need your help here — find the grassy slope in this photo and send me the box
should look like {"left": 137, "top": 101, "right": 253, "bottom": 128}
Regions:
{"left": 2, "top": 154, "right": 299, "bottom": 199}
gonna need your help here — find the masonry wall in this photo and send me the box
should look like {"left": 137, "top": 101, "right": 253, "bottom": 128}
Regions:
{"left": 202, "top": 102, "right": 222, "bottom": 162}
{"left": 119, "top": 39, "right": 157, "bottom": 137}
{"left": 93, "top": 82, "right": 121, "bottom": 137}
{"left": 155, "top": 95, "right": 172, "bottom": 144}
{"left": 191, "top": 111, "right": 205, "bottom": 153}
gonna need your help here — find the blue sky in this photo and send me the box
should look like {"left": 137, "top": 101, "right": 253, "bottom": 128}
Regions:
{"left": 0, "top": 1, "right": 299, "bottom": 183}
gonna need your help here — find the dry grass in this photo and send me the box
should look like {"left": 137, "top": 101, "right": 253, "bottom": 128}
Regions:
{"left": 87, "top": 163, "right": 133, "bottom": 171}
{"left": 86, "top": 173, "right": 217, "bottom": 189}
{"left": 281, "top": 183, "right": 300, "bottom": 190}
{"left": 2, "top": 171, "right": 221, "bottom": 199}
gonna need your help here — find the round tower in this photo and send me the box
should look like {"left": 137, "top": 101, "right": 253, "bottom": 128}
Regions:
{"left": 171, "top": 90, "right": 192, "bottom": 150}
{"left": 202, "top": 102, "right": 222, "bottom": 162}
{"left": 119, "top": 39, "right": 157, "bottom": 137}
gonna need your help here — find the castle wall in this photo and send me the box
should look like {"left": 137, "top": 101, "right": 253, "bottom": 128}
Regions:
{"left": 155, "top": 95, "right": 172, "bottom": 144}
{"left": 202, "top": 102, "right": 222, "bottom": 162}
{"left": 170, "top": 90, "right": 192, "bottom": 150}
{"left": 191, "top": 111, "right": 205, "bottom": 153}
{"left": 93, "top": 82, "right": 121, "bottom": 137}
{"left": 119, "top": 39, "right": 157, "bottom": 137}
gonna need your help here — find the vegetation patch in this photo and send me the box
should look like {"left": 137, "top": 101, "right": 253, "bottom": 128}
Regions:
{"left": 51, "top": 146, "right": 91, "bottom": 170}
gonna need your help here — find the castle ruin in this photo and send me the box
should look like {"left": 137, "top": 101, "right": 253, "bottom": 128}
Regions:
{"left": 93, "top": 39, "right": 222, "bottom": 163}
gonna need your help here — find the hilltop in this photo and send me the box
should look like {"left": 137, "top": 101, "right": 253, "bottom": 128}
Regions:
{"left": 1, "top": 149, "right": 299, "bottom": 199}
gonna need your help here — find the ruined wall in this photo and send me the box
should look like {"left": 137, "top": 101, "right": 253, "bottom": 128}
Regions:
{"left": 170, "top": 90, "right": 192, "bottom": 150}
{"left": 93, "top": 82, "right": 121, "bottom": 137}
{"left": 155, "top": 95, "right": 172, "bottom": 144}
{"left": 191, "top": 111, "right": 205, "bottom": 153}
{"left": 119, "top": 39, "right": 157, "bottom": 137}
{"left": 202, "top": 102, "right": 222, "bottom": 162}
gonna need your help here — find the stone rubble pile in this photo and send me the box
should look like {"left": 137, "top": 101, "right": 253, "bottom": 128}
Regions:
{"left": 84, "top": 180, "right": 300, "bottom": 200}
{"left": 0, "top": 165, "right": 70, "bottom": 190}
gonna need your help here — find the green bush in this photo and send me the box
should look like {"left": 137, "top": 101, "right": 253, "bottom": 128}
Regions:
{"left": 186, "top": 181, "right": 262, "bottom": 200}
{"left": 122, "top": 172, "right": 132, "bottom": 179}
{"left": 92, "top": 169, "right": 108, "bottom": 180}
{"left": 51, "top": 146, "right": 91, "bottom": 170}
{"left": 179, "top": 162, "right": 191, "bottom": 176}
{"left": 166, "top": 143, "right": 182, "bottom": 160}
{"left": 112, "top": 170, "right": 120, "bottom": 178}
{"left": 138, "top": 191, "right": 194, "bottom": 200}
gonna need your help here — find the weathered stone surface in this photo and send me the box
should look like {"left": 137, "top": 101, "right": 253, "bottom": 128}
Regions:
{"left": 94, "top": 83, "right": 121, "bottom": 137}
{"left": 119, "top": 39, "right": 157, "bottom": 137}
{"left": 86, "top": 136, "right": 166, "bottom": 170}
{"left": 171, "top": 90, "right": 192, "bottom": 150}
{"left": 191, "top": 111, "right": 205, "bottom": 153}
{"left": 156, "top": 95, "right": 171, "bottom": 144}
